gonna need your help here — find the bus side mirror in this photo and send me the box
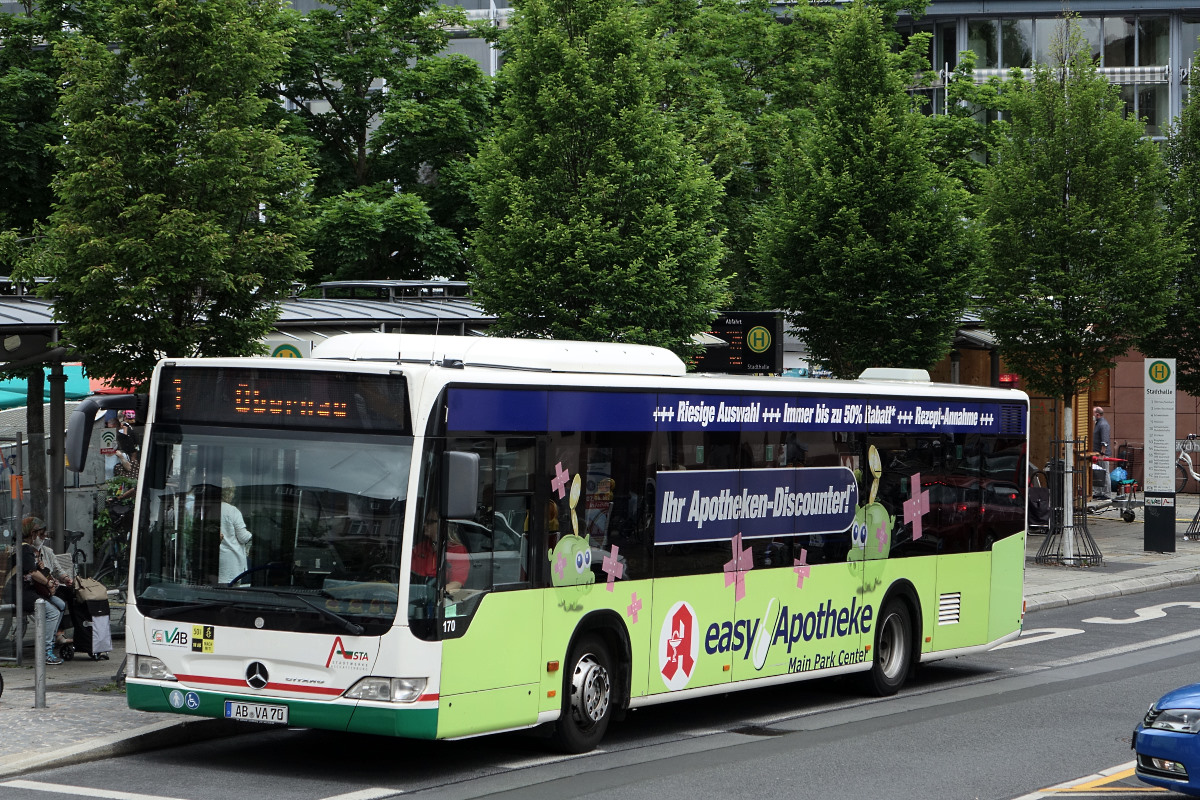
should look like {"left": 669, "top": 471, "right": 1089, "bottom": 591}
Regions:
{"left": 66, "top": 394, "right": 145, "bottom": 473}
{"left": 441, "top": 451, "right": 480, "bottom": 519}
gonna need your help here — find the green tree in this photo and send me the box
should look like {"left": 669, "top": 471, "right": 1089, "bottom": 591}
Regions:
{"left": 757, "top": 1, "right": 977, "bottom": 379}
{"left": 0, "top": 2, "right": 108, "bottom": 256}
{"left": 1136, "top": 69, "right": 1200, "bottom": 395}
{"left": 469, "top": 0, "right": 729, "bottom": 357}
{"left": 980, "top": 18, "right": 1181, "bottom": 532}
{"left": 36, "top": 0, "right": 312, "bottom": 387}
{"left": 649, "top": 0, "right": 837, "bottom": 308}
{"left": 278, "top": 0, "right": 491, "bottom": 281}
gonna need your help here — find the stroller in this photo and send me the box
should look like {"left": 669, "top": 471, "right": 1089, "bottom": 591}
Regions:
{"left": 68, "top": 575, "right": 112, "bottom": 661}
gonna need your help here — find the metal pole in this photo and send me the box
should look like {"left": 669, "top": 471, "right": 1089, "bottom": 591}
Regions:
{"left": 48, "top": 365, "right": 66, "bottom": 553}
{"left": 33, "top": 598, "right": 45, "bottom": 707}
{"left": 13, "top": 532, "right": 22, "bottom": 668}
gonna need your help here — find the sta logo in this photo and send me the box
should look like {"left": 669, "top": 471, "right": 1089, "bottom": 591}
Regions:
{"left": 658, "top": 601, "right": 698, "bottom": 691}
{"left": 325, "top": 636, "right": 370, "bottom": 669}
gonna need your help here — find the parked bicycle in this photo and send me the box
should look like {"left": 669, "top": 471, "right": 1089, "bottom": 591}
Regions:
{"left": 1179, "top": 434, "right": 1200, "bottom": 493}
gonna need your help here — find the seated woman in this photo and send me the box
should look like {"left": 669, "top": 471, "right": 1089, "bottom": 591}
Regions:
{"left": 11, "top": 517, "right": 66, "bottom": 664}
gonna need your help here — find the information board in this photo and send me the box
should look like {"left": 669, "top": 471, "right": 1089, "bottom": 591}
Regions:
{"left": 1144, "top": 358, "right": 1176, "bottom": 552}
{"left": 693, "top": 312, "right": 783, "bottom": 374}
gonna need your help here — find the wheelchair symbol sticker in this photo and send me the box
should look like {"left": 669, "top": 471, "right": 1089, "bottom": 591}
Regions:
{"left": 185, "top": 692, "right": 200, "bottom": 710}
{"left": 169, "top": 690, "right": 184, "bottom": 709}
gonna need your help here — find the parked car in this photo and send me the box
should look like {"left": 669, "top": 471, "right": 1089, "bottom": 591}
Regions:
{"left": 1134, "top": 683, "right": 1200, "bottom": 795}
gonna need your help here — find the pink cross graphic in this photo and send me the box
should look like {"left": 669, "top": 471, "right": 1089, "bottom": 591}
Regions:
{"left": 602, "top": 545, "right": 624, "bottom": 592}
{"left": 627, "top": 591, "right": 642, "bottom": 623}
{"left": 724, "top": 533, "right": 754, "bottom": 601}
{"left": 551, "top": 462, "right": 570, "bottom": 499}
{"left": 793, "top": 549, "right": 810, "bottom": 589}
{"left": 554, "top": 553, "right": 567, "bottom": 579}
{"left": 903, "top": 473, "right": 930, "bottom": 542}
{"left": 876, "top": 520, "right": 889, "bottom": 551}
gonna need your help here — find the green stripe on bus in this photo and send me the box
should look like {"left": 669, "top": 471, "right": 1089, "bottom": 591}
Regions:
{"left": 127, "top": 682, "right": 436, "bottom": 736}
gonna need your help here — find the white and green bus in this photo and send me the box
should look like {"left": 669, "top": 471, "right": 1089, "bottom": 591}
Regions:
{"left": 66, "top": 333, "right": 1028, "bottom": 752}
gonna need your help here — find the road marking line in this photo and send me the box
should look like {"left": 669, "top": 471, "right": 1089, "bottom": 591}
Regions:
{"left": 318, "top": 790, "right": 403, "bottom": 800}
{"left": 1084, "top": 601, "right": 1200, "bottom": 625}
{"left": 993, "top": 628, "right": 1084, "bottom": 649}
{"left": 0, "top": 780, "right": 191, "bottom": 800}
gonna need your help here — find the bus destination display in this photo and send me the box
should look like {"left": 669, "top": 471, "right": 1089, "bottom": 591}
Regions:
{"left": 157, "top": 367, "right": 410, "bottom": 433}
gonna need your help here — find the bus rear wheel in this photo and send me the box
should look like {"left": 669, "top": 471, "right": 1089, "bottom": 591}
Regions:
{"left": 553, "top": 634, "right": 614, "bottom": 753}
{"left": 869, "top": 601, "right": 912, "bottom": 696}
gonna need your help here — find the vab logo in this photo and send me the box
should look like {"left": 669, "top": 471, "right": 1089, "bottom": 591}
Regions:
{"left": 151, "top": 628, "right": 188, "bottom": 647}
{"left": 658, "top": 601, "right": 698, "bottom": 691}
{"left": 325, "top": 636, "right": 370, "bottom": 669}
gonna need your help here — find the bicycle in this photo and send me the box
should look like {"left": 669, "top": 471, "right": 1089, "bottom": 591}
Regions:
{"left": 1179, "top": 434, "right": 1200, "bottom": 494}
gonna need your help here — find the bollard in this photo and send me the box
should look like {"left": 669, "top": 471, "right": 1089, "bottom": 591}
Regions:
{"left": 33, "top": 598, "right": 45, "bottom": 708}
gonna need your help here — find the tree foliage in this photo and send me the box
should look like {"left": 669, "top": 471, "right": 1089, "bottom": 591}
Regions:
{"left": 756, "top": 1, "right": 977, "bottom": 379}
{"left": 469, "top": 0, "right": 729, "bottom": 357}
{"left": 1136, "top": 70, "right": 1200, "bottom": 395}
{"left": 980, "top": 19, "right": 1182, "bottom": 406}
{"left": 648, "top": 0, "right": 837, "bottom": 308}
{"left": 0, "top": 2, "right": 108, "bottom": 257}
{"left": 37, "top": 0, "right": 312, "bottom": 387}
{"left": 278, "top": 0, "right": 491, "bottom": 281}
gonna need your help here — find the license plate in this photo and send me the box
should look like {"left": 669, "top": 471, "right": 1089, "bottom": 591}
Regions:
{"left": 224, "top": 700, "right": 288, "bottom": 724}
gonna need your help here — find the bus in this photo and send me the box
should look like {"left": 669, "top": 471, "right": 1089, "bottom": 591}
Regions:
{"left": 65, "top": 333, "right": 1028, "bottom": 753}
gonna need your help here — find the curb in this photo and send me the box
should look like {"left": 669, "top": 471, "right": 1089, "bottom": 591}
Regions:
{"left": 0, "top": 717, "right": 249, "bottom": 779}
{"left": 1025, "top": 568, "right": 1200, "bottom": 614}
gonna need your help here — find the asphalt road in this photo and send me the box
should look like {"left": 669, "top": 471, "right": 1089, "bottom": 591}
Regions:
{"left": 6, "top": 588, "right": 1200, "bottom": 800}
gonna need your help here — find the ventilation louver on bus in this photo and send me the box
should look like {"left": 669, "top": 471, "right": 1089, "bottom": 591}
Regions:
{"left": 938, "top": 593, "right": 962, "bottom": 625}
{"left": 999, "top": 404, "right": 1026, "bottom": 435}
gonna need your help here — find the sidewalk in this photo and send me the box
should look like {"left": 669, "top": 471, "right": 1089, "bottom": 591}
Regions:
{"left": 4, "top": 500, "right": 1200, "bottom": 778}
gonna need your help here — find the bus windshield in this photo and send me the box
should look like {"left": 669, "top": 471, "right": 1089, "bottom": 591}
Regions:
{"left": 134, "top": 427, "right": 412, "bottom": 636}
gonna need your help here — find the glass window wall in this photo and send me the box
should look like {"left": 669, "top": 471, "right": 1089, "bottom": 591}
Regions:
{"left": 1001, "top": 19, "right": 1033, "bottom": 68}
{"left": 1104, "top": 17, "right": 1135, "bottom": 67}
{"left": 1138, "top": 17, "right": 1169, "bottom": 66}
{"left": 968, "top": 19, "right": 998, "bottom": 68}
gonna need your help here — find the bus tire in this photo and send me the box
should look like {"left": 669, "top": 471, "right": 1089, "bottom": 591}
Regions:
{"left": 553, "top": 634, "right": 614, "bottom": 753}
{"left": 868, "top": 600, "right": 912, "bottom": 696}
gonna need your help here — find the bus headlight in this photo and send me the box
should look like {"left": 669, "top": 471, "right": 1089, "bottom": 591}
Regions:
{"left": 344, "top": 677, "right": 427, "bottom": 703}
{"left": 132, "top": 655, "right": 177, "bottom": 682}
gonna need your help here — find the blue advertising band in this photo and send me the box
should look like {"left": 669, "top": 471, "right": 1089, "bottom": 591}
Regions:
{"left": 446, "top": 388, "right": 1026, "bottom": 436}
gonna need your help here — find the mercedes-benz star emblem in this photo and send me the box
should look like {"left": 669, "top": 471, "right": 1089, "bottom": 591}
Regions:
{"left": 245, "top": 662, "right": 269, "bottom": 690}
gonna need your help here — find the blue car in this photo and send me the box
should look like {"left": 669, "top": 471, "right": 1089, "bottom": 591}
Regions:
{"left": 1135, "top": 683, "right": 1200, "bottom": 795}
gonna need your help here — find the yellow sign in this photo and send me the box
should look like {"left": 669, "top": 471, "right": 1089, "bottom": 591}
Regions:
{"left": 746, "top": 326, "right": 772, "bottom": 354}
{"left": 1149, "top": 360, "right": 1172, "bottom": 384}
{"left": 271, "top": 344, "right": 303, "bottom": 359}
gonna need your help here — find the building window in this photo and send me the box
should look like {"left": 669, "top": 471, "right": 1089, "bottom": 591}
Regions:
{"left": 1001, "top": 19, "right": 1033, "bottom": 69}
{"left": 1104, "top": 17, "right": 1135, "bottom": 67}
{"left": 1183, "top": 17, "right": 1200, "bottom": 69}
{"left": 1138, "top": 17, "right": 1169, "bottom": 66}
{"left": 938, "top": 23, "right": 957, "bottom": 71}
{"left": 968, "top": 19, "right": 998, "bottom": 69}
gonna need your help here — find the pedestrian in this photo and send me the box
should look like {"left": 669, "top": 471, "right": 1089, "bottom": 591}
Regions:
{"left": 1093, "top": 406, "right": 1112, "bottom": 500}
{"left": 9, "top": 517, "right": 66, "bottom": 664}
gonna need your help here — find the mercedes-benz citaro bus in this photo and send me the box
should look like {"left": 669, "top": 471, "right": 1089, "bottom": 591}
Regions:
{"left": 65, "top": 334, "right": 1028, "bottom": 753}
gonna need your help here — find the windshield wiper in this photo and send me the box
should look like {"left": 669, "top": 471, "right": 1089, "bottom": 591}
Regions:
{"left": 146, "top": 601, "right": 224, "bottom": 619}
{"left": 233, "top": 587, "right": 365, "bottom": 635}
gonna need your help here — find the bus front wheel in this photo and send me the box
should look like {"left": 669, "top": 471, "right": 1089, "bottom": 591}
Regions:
{"left": 869, "top": 600, "right": 913, "bottom": 696}
{"left": 553, "top": 634, "right": 614, "bottom": 753}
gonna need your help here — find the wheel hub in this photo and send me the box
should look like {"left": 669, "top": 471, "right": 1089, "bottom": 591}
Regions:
{"left": 570, "top": 653, "right": 611, "bottom": 726}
